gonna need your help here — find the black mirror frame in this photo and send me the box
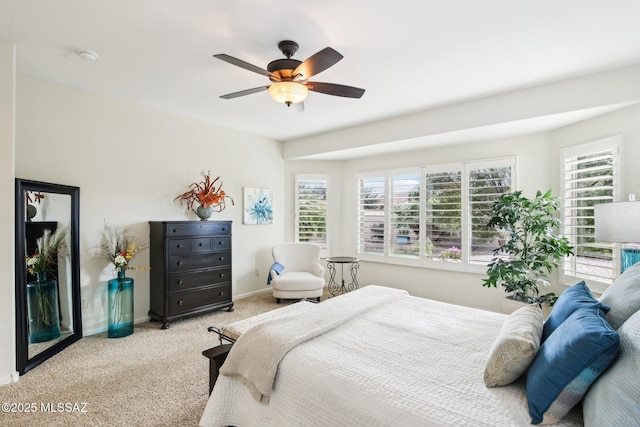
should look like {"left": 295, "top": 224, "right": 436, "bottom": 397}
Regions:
{"left": 15, "top": 178, "right": 82, "bottom": 375}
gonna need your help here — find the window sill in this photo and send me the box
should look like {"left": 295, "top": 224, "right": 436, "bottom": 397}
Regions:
{"left": 356, "top": 253, "right": 488, "bottom": 275}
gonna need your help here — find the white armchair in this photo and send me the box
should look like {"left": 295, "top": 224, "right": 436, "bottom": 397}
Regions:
{"left": 269, "top": 243, "right": 325, "bottom": 303}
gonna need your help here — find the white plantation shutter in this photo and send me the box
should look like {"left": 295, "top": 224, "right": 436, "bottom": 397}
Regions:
{"left": 424, "top": 168, "right": 462, "bottom": 261}
{"left": 562, "top": 136, "right": 620, "bottom": 284}
{"left": 390, "top": 172, "right": 421, "bottom": 258}
{"left": 467, "top": 161, "right": 513, "bottom": 264}
{"left": 357, "top": 174, "right": 386, "bottom": 256}
{"left": 295, "top": 174, "right": 329, "bottom": 252}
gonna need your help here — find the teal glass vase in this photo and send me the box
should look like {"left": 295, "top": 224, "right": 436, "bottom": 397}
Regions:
{"left": 108, "top": 271, "right": 134, "bottom": 338}
{"left": 27, "top": 272, "right": 61, "bottom": 343}
{"left": 621, "top": 246, "right": 640, "bottom": 273}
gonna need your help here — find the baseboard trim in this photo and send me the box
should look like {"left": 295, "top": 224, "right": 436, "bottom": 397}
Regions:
{"left": 233, "top": 287, "right": 272, "bottom": 300}
{"left": 0, "top": 371, "right": 20, "bottom": 387}
{"left": 83, "top": 288, "right": 274, "bottom": 337}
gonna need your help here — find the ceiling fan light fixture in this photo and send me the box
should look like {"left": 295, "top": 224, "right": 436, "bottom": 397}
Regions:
{"left": 268, "top": 81, "right": 308, "bottom": 105}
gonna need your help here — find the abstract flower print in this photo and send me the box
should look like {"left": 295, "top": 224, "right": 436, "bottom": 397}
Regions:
{"left": 244, "top": 188, "right": 273, "bottom": 224}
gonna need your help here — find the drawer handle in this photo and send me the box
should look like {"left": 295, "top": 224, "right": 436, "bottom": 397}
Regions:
{"left": 177, "top": 300, "right": 184, "bottom": 306}
{"left": 219, "top": 256, "right": 225, "bottom": 261}
{"left": 219, "top": 291, "right": 224, "bottom": 296}
{"left": 177, "top": 280, "right": 183, "bottom": 285}
{"left": 219, "top": 273, "right": 225, "bottom": 278}
{"left": 199, "top": 242, "right": 203, "bottom": 246}
{"left": 173, "top": 229, "right": 178, "bottom": 233}
{"left": 177, "top": 244, "right": 183, "bottom": 248}
{"left": 177, "top": 261, "right": 183, "bottom": 266}
{"left": 218, "top": 241, "right": 224, "bottom": 245}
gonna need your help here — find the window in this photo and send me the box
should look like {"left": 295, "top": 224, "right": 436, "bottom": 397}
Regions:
{"left": 561, "top": 135, "right": 621, "bottom": 284}
{"left": 424, "top": 167, "right": 462, "bottom": 261}
{"left": 295, "top": 174, "right": 329, "bottom": 254}
{"left": 467, "top": 162, "right": 513, "bottom": 264}
{"left": 357, "top": 158, "right": 514, "bottom": 269}
{"left": 390, "top": 172, "right": 421, "bottom": 257}
{"left": 357, "top": 174, "right": 385, "bottom": 256}
{"left": 356, "top": 171, "right": 422, "bottom": 258}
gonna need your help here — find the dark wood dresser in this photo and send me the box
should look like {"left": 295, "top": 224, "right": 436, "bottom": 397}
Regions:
{"left": 148, "top": 221, "right": 233, "bottom": 329}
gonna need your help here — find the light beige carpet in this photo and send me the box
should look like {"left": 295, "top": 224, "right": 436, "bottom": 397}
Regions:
{"left": 0, "top": 290, "right": 325, "bottom": 427}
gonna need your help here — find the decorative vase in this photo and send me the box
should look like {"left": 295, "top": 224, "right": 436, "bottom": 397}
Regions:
{"left": 108, "top": 271, "right": 134, "bottom": 338}
{"left": 26, "top": 204, "right": 37, "bottom": 222}
{"left": 26, "top": 272, "right": 61, "bottom": 343}
{"left": 196, "top": 205, "right": 214, "bottom": 221}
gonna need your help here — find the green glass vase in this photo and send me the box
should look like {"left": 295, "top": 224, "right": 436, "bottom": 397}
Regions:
{"left": 27, "top": 272, "right": 61, "bottom": 343}
{"left": 108, "top": 271, "right": 134, "bottom": 338}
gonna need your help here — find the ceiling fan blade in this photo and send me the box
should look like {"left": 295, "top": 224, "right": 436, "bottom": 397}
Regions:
{"left": 293, "top": 47, "right": 343, "bottom": 79}
{"left": 306, "top": 82, "right": 365, "bottom": 98}
{"left": 220, "top": 86, "right": 270, "bottom": 99}
{"left": 213, "top": 54, "right": 274, "bottom": 78}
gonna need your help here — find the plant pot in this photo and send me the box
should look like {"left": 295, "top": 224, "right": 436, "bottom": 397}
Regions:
{"left": 196, "top": 205, "right": 213, "bottom": 221}
{"left": 502, "top": 296, "right": 551, "bottom": 319}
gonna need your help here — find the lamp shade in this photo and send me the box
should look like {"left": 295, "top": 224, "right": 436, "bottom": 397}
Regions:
{"left": 594, "top": 201, "right": 640, "bottom": 243}
{"left": 268, "top": 81, "right": 308, "bottom": 105}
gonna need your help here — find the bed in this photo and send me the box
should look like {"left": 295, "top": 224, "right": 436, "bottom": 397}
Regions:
{"left": 199, "top": 273, "right": 640, "bottom": 427}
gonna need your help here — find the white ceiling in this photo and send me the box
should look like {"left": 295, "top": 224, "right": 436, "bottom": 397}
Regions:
{"left": 2, "top": 0, "right": 640, "bottom": 150}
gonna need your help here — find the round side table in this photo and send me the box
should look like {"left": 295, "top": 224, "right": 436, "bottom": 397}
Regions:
{"left": 326, "top": 257, "right": 360, "bottom": 297}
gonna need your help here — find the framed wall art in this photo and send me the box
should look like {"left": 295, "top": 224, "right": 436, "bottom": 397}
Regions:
{"left": 243, "top": 187, "right": 273, "bottom": 224}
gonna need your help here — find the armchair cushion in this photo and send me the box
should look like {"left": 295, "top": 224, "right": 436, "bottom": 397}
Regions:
{"left": 271, "top": 272, "right": 325, "bottom": 291}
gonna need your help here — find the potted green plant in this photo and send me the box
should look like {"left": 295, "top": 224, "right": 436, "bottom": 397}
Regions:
{"left": 482, "top": 189, "right": 574, "bottom": 309}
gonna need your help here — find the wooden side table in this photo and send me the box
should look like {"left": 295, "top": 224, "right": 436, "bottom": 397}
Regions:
{"left": 326, "top": 257, "right": 360, "bottom": 296}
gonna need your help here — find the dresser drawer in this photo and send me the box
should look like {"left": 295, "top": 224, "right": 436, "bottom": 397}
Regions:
{"left": 169, "top": 252, "right": 230, "bottom": 273}
{"left": 191, "top": 237, "right": 212, "bottom": 253}
{"left": 168, "top": 239, "right": 191, "bottom": 255}
{"left": 168, "top": 237, "right": 228, "bottom": 255}
{"left": 169, "top": 268, "right": 231, "bottom": 292}
{"left": 168, "top": 285, "right": 231, "bottom": 316}
{"left": 164, "top": 222, "right": 231, "bottom": 237}
{"left": 211, "top": 236, "right": 230, "bottom": 252}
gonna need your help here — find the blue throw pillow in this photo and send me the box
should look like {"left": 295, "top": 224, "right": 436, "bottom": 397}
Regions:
{"left": 526, "top": 306, "right": 620, "bottom": 425}
{"left": 542, "top": 281, "right": 609, "bottom": 342}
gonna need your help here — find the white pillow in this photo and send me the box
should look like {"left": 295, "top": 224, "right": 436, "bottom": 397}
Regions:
{"left": 484, "top": 304, "right": 543, "bottom": 387}
{"left": 600, "top": 263, "right": 640, "bottom": 329}
{"left": 583, "top": 309, "right": 640, "bottom": 426}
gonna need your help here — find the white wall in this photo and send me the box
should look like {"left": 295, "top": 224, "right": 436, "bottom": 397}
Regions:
{"left": 15, "top": 75, "right": 285, "bottom": 335}
{"left": 0, "top": 41, "right": 17, "bottom": 385}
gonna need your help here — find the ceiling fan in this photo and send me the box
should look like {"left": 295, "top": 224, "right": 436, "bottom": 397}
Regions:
{"left": 214, "top": 40, "right": 365, "bottom": 111}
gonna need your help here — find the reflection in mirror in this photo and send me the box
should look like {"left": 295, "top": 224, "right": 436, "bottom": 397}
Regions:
{"left": 15, "top": 179, "right": 82, "bottom": 375}
{"left": 25, "top": 193, "right": 73, "bottom": 358}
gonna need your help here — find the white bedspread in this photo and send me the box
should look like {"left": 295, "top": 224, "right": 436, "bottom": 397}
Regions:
{"left": 200, "top": 286, "right": 583, "bottom": 427}
{"left": 219, "top": 286, "right": 408, "bottom": 402}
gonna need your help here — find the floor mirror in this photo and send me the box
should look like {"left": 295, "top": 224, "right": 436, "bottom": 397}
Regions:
{"left": 15, "top": 178, "right": 82, "bottom": 375}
